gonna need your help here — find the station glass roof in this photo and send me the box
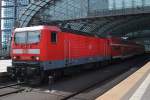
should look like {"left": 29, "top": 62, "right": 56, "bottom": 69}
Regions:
{"left": 16, "top": 0, "right": 150, "bottom": 39}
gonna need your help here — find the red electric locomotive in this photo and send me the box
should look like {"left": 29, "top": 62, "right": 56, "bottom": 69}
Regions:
{"left": 7, "top": 25, "right": 144, "bottom": 83}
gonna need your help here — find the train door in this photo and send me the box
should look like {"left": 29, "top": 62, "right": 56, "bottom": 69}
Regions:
{"left": 104, "top": 39, "right": 110, "bottom": 60}
{"left": 104, "top": 40, "right": 108, "bottom": 57}
{"left": 64, "top": 39, "right": 71, "bottom": 66}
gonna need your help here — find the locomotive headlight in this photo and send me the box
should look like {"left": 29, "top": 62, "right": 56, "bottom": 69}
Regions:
{"left": 13, "top": 56, "right": 17, "bottom": 59}
{"left": 35, "top": 56, "right": 40, "bottom": 61}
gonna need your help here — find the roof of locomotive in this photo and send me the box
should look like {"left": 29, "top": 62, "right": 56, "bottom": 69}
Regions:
{"left": 14, "top": 25, "right": 61, "bottom": 32}
{"left": 14, "top": 25, "right": 100, "bottom": 37}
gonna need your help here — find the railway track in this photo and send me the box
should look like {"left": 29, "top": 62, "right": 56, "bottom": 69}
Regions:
{"left": 0, "top": 82, "right": 25, "bottom": 97}
{"left": 0, "top": 55, "right": 149, "bottom": 100}
{"left": 59, "top": 55, "right": 149, "bottom": 100}
{"left": 60, "top": 72, "right": 124, "bottom": 100}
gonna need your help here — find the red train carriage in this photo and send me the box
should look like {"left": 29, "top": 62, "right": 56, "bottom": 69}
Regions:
{"left": 108, "top": 37, "right": 144, "bottom": 59}
{"left": 7, "top": 25, "right": 144, "bottom": 83}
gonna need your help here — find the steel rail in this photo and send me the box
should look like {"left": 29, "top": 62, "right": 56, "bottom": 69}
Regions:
{"left": 0, "top": 88, "right": 24, "bottom": 97}
{"left": 0, "top": 82, "right": 25, "bottom": 89}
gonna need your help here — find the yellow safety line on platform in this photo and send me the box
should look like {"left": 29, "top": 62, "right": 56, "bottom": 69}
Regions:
{"left": 96, "top": 62, "right": 150, "bottom": 100}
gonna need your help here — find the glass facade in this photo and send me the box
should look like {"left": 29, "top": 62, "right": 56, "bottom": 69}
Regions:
{"left": 90, "top": 0, "right": 109, "bottom": 11}
{"left": 32, "top": 0, "right": 88, "bottom": 22}
{"left": 1, "top": 0, "right": 29, "bottom": 47}
{"left": 109, "top": 0, "right": 150, "bottom": 10}
{"left": 27, "top": 0, "right": 150, "bottom": 26}
{"left": 29, "top": 0, "right": 109, "bottom": 26}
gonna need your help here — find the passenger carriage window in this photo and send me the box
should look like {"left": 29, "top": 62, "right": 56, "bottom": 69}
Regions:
{"left": 51, "top": 31, "right": 57, "bottom": 43}
{"left": 113, "top": 46, "right": 120, "bottom": 50}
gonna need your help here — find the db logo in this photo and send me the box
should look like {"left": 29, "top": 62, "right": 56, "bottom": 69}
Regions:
{"left": 23, "top": 49, "right": 28, "bottom": 54}
{"left": 89, "top": 45, "right": 92, "bottom": 50}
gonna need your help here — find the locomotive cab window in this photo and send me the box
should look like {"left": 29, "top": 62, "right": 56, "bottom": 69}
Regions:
{"left": 51, "top": 32, "right": 57, "bottom": 43}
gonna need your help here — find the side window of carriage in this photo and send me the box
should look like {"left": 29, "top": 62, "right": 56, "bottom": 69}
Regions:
{"left": 51, "top": 31, "right": 57, "bottom": 44}
{"left": 113, "top": 46, "right": 120, "bottom": 50}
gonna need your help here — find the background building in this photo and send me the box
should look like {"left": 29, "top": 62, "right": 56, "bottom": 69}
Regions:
{"left": 0, "top": 0, "right": 29, "bottom": 48}
{"left": 89, "top": 0, "right": 109, "bottom": 11}
{"left": 109, "top": 0, "right": 150, "bottom": 10}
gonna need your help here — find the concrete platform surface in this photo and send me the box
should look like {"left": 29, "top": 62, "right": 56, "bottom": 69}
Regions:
{"left": 0, "top": 60, "right": 12, "bottom": 73}
{"left": 96, "top": 61, "right": 150, "bottom": 100}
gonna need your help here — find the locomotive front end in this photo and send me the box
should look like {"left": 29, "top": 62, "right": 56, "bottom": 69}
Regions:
{"left": 7, "top": 26, "right": 44, "bottom": 82}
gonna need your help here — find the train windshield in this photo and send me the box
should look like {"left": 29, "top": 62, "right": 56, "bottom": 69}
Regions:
{"left": 14, "top": 31, "right": 40, "bottom": 44}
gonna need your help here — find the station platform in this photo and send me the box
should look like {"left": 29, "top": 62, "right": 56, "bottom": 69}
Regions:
{"left": 96, "top": 61, "right": 150, "bottom": 100}
{"left": 0, "top": 60, "right": 12, "bottom": 75}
